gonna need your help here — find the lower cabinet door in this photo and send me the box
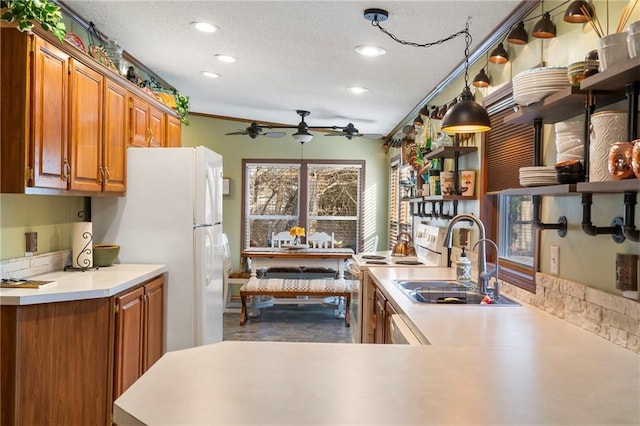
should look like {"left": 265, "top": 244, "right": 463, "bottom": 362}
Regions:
{"left": 144, "top": 276, "right": 164, "bottom": 370}
{"left": 113, "top": 286, "right": 145, "bottom": 399}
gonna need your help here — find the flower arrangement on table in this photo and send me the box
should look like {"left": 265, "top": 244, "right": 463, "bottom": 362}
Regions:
{"left": 289, "top": 226, "right": 305, "bottom": 245}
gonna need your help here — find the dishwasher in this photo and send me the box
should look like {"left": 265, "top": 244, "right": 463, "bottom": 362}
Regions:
{"left": 389, "top": 314, "right": 423, "bottom": 345}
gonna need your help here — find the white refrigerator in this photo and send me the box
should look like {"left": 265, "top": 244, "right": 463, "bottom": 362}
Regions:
{"left": 92, "top": 146, "right": 224, "bottom": 352}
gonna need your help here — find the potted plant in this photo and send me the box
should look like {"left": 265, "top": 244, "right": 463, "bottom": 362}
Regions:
{"left": 174, "top": 91, "right": 190, "bottom": 126}
{"left": 1, "top": 0, "right": 66, "bottom": 41}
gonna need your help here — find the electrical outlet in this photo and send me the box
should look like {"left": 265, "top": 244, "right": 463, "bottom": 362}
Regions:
{"left": 550, "top": 245, "right": 559, "bottom": 275}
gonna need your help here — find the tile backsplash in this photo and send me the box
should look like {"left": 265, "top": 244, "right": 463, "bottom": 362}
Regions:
{"left": 0, "top": 250, "right": 71, "bottom": 279}
{"left": 502, "top": 272, "right": 640, "bottom": 354}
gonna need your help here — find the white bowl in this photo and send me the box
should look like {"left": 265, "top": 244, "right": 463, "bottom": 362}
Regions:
{"left": 598, "top": 32, "right": 630, "bottom": 70}
{"left": 628, "top": 32, "right": 640, "bottom": 58}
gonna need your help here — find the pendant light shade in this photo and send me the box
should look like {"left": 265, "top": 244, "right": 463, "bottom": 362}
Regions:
{"left": 441, "top": 87, "right": 491, "bottom": 134}
{"left": 489, "top": 43, "right": 509, "bottom": 64}
{"left": 507, "top": 21, "right": 528, "bottom": 45}
{"left": 532, "top": 12, "right": 556, "bottom": 38}
{"left": 472, "top": 68, "right": 490, "bottom": 88}
{"left": 564, "top": 0, "right": 592, "bottom": 23}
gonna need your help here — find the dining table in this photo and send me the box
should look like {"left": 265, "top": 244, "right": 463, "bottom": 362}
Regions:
{"left": 241, "top": 246, "right": 355, "bottom": 281}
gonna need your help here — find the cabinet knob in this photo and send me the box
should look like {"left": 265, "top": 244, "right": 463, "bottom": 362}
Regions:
{"left": 104, "top": 167, "right": 110, "bottom": 183}
{"left": 63, "top": 159, "right": 70, "bottom": 182}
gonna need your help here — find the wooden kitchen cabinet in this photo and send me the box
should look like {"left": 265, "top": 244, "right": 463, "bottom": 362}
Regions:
{"left": 166, "top": 114, "right": 183, "bottom": 147}
{"left": 1, "top": 29, "right": 69, "bottom": 192}
{"left": 129, "top": 94, "right": 173, "bottom": 147}
{"left": 113, "top": 275, "right": 165, "bottom": 399}
{"left": 374, "top": 288, "right": 387, "bottom": 343}
{"left": 102, "top": 79, "right": 128, "bottom": 192}
{"left": 1, "top": 298, "right": 113, "bottom": 425}
{"left": 0, "top": 274, "right": 164, "bottom": 425}
{"left": 384, "top": 300, "right": 398, "bottom": 344}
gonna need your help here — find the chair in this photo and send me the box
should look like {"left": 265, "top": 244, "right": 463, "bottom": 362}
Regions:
{"left": 307, "top": 232, "right": 335, "bottom": 248}
{"left": 271, "top": 231, "right": 294, "bottom": 247}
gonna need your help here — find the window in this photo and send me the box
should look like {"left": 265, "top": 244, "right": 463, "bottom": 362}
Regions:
{"left": 480, "top": 83, "right": 537, "bottom": 292}
{"left": 242, "top": 159, "right": 364, "bottom": 251}
{"left": 389, "top": 157, "right": 412, "bottom": 250}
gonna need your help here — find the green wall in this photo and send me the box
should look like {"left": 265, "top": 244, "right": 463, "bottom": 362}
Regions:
{"left": 0, "top": 194, "right": 87, "bottom": 259}
{"left": 181, "top": 115, "right": 389, "bottom": 270}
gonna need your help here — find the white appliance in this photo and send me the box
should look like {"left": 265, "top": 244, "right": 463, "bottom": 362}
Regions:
{"left": 413, "top": 224, "right": 448, "bottom": 267}
{"left": 92, "top": 146, "right": 224, "bottom": 352}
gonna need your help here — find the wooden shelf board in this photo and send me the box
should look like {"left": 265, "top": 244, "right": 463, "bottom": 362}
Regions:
{"left": 577, "top": 180, "right": 640, "bottom": 193}
{"left": 501, "top": 184, "right": 578, "bottom": 196}
{"left": 423, "top": 146, "right": 477, "bottom": 159}
{"left": 581, "top": 57, "right": 640, "bottom": 91}
{"left": 504, "top": 86, "right": 586, "bottom": 125}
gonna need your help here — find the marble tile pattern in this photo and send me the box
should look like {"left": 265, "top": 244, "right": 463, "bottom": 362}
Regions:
{"left": 502, "top": 272, "right": 640, "bottom": 353}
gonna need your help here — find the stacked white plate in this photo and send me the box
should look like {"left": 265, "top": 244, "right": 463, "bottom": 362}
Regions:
{"left": 554, "top": 121, "right": 584, "bottom": 163}
{"left": 519, "top": 166, "right": 557, "bottom": 187}
{"left": 513, "top": 67, "right": 570, "bottom": 106}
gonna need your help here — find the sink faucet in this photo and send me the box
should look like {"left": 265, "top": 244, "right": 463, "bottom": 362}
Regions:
{"left": 473, "top": 238, "right": 500, "bottom": 301}
{"left": 443, "top": 214, "right": 490, "bottom": 294}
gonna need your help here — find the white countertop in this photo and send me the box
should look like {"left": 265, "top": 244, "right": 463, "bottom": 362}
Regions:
{"left": 0, "top": 264, "right": 167, "bottom": 305}
{"left": 113, "top": 267, "right": 640, "bottom": 425}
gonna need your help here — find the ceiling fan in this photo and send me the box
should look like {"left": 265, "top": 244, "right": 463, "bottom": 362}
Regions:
{"left": 225, "top": 110, "right": 381, "bottom": 143}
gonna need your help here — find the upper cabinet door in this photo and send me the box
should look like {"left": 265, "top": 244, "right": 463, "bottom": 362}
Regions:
{"left": 148, "top": 104, "right": 165, "bottom": 147}
{"left": 32, "top": 36, "right": 69, "bottom": 189}
{"left": 166, "top": 115, "right": 182, "bottom": 147}
{"left": 129, "top": 94, "right": 150, "bottom": 147}
{"left": 68, "top": 59, "right": 103, "bottom": 192}
{"left": 103, "top": 80, "right": 127, "bottom": 193}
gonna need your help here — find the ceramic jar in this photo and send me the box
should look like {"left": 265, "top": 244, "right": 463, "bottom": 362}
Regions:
{"left": 598, "top": 32, "right": 629, "bottom": 71}
{"left": 608, "top": 142, "right": 635, "bottom": 180}
{"left": 590, "top": 111, "right": 627, "bottom": 182}
{"left": 632, "top": 139, "right": 640, "bottom": 179}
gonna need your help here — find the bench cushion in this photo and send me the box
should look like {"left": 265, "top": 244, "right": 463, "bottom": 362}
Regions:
{"left": 240, "top": 278, "right": 352, "bottom": 294}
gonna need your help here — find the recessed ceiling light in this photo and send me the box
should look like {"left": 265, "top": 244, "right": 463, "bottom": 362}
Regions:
{"left": 202, "top": 71, "right": 220, "bottom": 79}
{"left": 355, "top": 45, "right": 386, "bottom": 57}
{"left": 192, "top": 22, "right": 218, "bottom": 33}
{"left": 215, "top": 54, "right": 236, "bottom": 63}
{"left": 347, "top": 86, "right": 368, "bottom": 94}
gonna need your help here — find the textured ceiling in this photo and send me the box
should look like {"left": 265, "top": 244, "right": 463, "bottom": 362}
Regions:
{"left": 60, "top": 0, "right": 522, "bottom": 137}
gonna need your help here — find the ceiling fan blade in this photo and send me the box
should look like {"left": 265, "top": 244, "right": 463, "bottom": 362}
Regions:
{"left": 225, "top": 131, "right": 247, "bottom": 135}
{"left": 360, "top": 133, "right": 384, "bottom": 139}
{"left": 324, "top": 132, "right": 344, "bottom": 137}
{"left": 263, "top": 131, "right": 286, "bottom": 138}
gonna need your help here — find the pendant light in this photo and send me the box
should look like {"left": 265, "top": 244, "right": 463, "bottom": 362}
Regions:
{"left": 532, "top": 12, "right": 556, "bottom": 38}
{"left": 472, "top": 67, "right": 490, "bottom": 88}
{"left": 441, "top": 25, "right": 491, "bottom": 134}
{"left": 507, "top": 21, "right": 528, "bottom": 45}
{"left": 489, "top": 42, "right": 509, "bottom": 64}
{"left": 564, "top": 0, "right": 592, "bottom": 23}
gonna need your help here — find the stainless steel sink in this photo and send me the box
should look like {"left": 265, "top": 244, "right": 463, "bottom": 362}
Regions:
{"left": 394, "top": 280, "right": 520, "bottom": 306}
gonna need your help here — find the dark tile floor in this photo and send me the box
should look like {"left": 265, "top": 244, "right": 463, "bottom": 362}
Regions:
{"left": 223, "top": 303, "right": 353, "bottom": 343}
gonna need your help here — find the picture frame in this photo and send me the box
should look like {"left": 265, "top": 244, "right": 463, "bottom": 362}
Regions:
{"left": 222, "top": 178, "right": 230, "bottom": 196}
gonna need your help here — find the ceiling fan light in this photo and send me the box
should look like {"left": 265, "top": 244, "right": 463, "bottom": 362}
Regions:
{"left": 564, "top": 0, "right": 592, "bottom": 23}
{"left": 355, "top": 45, "right": 386, "bottom": 56}
{"left": 489, "top": 43, "right": 509, "bottom": 64}
{"left": 292, "top": 132, "right": 313, "bottom": 144}
{"left": 202, "top": 71, "right": 220, "bottom": 79}
{"left": 441, "top": 87, "right": 492, "bottom": 134}
{"left": 507, "top": 22, "right": 528, "bottom": 45}
{"left": 472, "top": 68, "right": 490, "bottom": 88}
{"left": 532, "top": 12, "right": 556, "bottom": 38}
{"left": 192, "top": 22, "right": 218, "bottom": 33}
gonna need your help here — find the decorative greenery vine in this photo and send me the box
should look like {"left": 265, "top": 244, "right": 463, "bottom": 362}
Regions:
{"left": 174, "top": 91, "right": 190, "bottom": 126}
{"left": 0, "top": 0, "right": 66, "bottom": 42}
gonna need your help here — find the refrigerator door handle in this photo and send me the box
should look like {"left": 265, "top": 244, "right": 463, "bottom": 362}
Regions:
{"left": 194, "top": 224, "right": 213, "bottom": 229}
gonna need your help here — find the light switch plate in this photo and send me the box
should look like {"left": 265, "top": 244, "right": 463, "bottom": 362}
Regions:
{"left": 550, "top": 245, "right": 559, "bottom": 275}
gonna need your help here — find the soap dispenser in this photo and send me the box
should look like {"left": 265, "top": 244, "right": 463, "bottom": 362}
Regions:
{"left": 456, "top": 247, "right": 472, "bottom": 283}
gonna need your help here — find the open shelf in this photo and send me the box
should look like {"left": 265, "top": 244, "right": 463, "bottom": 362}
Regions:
{"left": 422, "top": 146, "right": 477, "bottom": 159}
{"left": 577, "top": 180, "right": 640, "bottom": 193}
{"left": 504, "top": 85, "right": 626, "bottom": 126}
{"left": 501, "top": 184, "right": 578, "bottom": 196}
{"left": 581, "top": 56, "right": 640, "bottom": 91}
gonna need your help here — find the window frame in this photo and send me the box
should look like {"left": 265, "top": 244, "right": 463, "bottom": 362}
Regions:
{"left": 241, "top": 158, "right": 365, "bottom": 251}
{"left": 479, "top": 83, "right": 538, "bottom": 293}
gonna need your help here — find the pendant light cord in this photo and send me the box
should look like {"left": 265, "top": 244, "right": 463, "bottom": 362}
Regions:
{"left": 369, "top": 16, "right": 470, "bottom": 49}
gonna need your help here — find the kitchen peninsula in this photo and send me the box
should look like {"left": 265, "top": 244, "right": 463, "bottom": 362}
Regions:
{"left": 113, "top": 267, "right": 640, "bottom": 426}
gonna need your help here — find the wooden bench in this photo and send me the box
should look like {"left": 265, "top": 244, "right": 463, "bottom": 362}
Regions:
{"left": 239, "top": 278, "right": 351, "bottom": 326}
